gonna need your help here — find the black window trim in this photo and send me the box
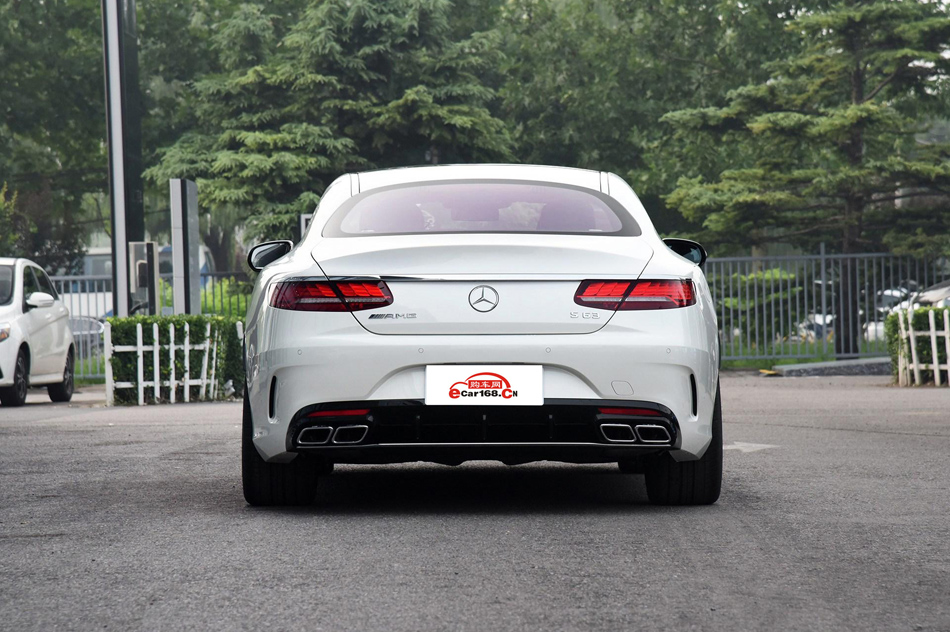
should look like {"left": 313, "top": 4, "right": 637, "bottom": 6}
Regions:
{"left": 0, "top": 264, "right": 14, "bottom": 307}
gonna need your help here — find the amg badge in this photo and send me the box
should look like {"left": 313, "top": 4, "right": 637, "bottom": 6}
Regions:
{"left": 368, "top": 313, "right": 417, "bottom": 320}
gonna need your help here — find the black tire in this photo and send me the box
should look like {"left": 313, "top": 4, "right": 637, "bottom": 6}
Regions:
{"left": 0, "top": 349, "right": 29, "bottom": 407}
{"left": 644, "top": 382, "right": 722, "bottom": 505}
{"left": 48, "top": 349, "right": 74, "bottom": 403}
{"left": 242, "top": 386, "right": 319, "bottom": 506}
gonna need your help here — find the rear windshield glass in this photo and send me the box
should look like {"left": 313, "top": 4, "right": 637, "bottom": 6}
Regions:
{"left": 323, "top": 180, "right": 640, "bottom": 237}
{"left": 0, "top": 265, "right": 13, "bottom": 305}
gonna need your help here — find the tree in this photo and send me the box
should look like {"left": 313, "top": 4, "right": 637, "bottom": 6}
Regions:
{"left": 498, "top": 0, "right": 812, "bottom": 234}
{"left": 148, "top": 0, "right": 513, "bottom": 244}
{"left": 0, "top": 184, "right": 27, "bottom": 258}
{"left": 0, "top": 0, "right": 105, "bottom": 271}
{"left": 664, "top": 0, "right": 950, "bottom": 354}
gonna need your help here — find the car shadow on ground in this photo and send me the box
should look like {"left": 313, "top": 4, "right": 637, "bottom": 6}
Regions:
{"left": 254, "top": 463, "right": 705, "bottom": 516}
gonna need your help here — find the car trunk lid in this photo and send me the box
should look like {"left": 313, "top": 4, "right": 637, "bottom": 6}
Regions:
{"left": 311, "top": 235, "right": 654, "bottom": 334}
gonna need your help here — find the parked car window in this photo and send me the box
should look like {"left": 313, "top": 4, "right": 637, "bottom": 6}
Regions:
{"left": 323, "top": 181, "right": 640, "bottom": 237}
{"left": 22, "top": 266, "right": 40, "bottom": 306}
{"left": 0, "top": 265, "right": 14, "bottom": 306}
{"left": 33, "top": 266, "right": 58, "bottom": 299}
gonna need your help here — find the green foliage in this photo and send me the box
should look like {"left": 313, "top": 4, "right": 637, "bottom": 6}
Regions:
{"left": 711, "top": 267, "right": 807, "bottom": 350}
{"left": 0, "top": 183, "right": 27, "bottom": 257}
{"left": 885, "top": 307, "right": 950, "bottom": 383}
{"left": 200, "top": 277, "right": 251, "bottom": 317}
{"left": 0, "top": 0, "right": 104, "bottom": 272}
{"left": 664, "top": 0, "right": 950, "bottom": 256}
{"left": 148, "top": 0, "right": 513, "bottom": 242}
{"left": 497, "top": 0, "right": 807, "bottom": 235}
{"left": 107, "top": 315, "right": 244, "bottom": 405}
{"left": 158, "top": 276, "right": 251, "bottom": 317}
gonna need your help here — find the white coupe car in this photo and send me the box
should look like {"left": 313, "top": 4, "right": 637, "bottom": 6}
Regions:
{"left": 0, "top": 258, "right": 75, "bottom": 406}
{"left": 243, "top": 165, "right": 721, "bottom": 506}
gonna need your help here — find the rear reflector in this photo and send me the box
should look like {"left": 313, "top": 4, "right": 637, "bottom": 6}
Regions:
{"left": 575, "top": 280, "right": 695, "bottom": 311}
{"left": 307, "top": 409, "right": 370, "bottom": 418}
{"left": 598, "top": 407, "right": 662, "bottom": 416}
{"left": 271, "top": 281, "right": 393, "bottom": 312}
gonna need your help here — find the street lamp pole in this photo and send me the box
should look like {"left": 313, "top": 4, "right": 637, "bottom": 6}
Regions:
{"left": 101, "top": 0, "right": 144, "bottom": 317}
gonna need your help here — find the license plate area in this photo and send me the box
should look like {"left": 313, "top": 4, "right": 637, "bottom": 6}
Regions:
{"left": 425, "top": 365, "right": 543, "bottom": 406}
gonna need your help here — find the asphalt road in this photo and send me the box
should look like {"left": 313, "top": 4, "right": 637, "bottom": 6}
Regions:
{"left": 1, "top": 375, "right": 948, "bottom": 631}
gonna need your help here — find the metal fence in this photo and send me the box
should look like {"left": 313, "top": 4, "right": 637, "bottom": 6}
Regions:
{"left": 52, "top": 250, "right": 950, "bottom": 378}
{"left": 706, "top": 248, "right": 950, "bottom": 360}
{"left": 51, "top": 271, "right": 249, "bottom": 379}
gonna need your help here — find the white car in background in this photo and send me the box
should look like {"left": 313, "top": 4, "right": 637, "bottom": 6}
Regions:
{"left": 242, "top": 164, "right": 721, "bottom": 506}
{"left": 0, "top": 258, "right": 75, "bottom": 406}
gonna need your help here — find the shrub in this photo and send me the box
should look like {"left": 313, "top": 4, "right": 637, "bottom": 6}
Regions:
{"left": 108, "top": 314, "right": 244, "bottom": 405}
{"left": 885, "top": 307, "right": 950, "bottom": 383}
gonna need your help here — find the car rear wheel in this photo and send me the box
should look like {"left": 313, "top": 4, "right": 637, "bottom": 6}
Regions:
{"left": 0, "top": 349, "right": 29, "bottom": 407}
{"left": 48, "top": 349, "right": 74, "bottom": 403}
{"left": 242, "top": 386, "right": 320, "bottom": 506}
{"left": 644, "top": 382, "right": 722, "bottom": 505}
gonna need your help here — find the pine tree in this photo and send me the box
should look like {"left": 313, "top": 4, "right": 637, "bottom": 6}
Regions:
{"left": 148, "top": 0, "right": 512, "bottom": 243}
{"left": 664, "top": 0, "right": 950, "bottom": 255}
{"left": 663, "top": 0, "right": 950, "bottom": 355}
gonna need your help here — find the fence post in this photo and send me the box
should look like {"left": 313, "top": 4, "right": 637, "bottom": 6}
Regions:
{"left": 209, "top": 329, "right": 219, "bottom": 400}
{"left": 907, "top": 308, "right": 921, "bottom": 385}
{"left": 169, "top": 323, "right": 176, "bottom": 404}
{"left": 199, "top": 322, "right": 211, "bottom": 399}
{"left": 944, "top": 311, "right": 950, "bottom": 387}
{"left": 136, "top": 323, "right": 144, "bottom": 406}
{"left": 184, "top": 322, "right": 190, "bottom": 403}
{"left": 152, "top": 322, "right": 160, "bottom": 402}
{"left": 819, "top": 242, "right": 828, "bottom": 358}
{"left": 929, "top": 310, "right": 941, "bottom": 386}
{"left": 104, "top": 322, "right": 114, "bottom": 406}
{"left": 897, "top": 310, "right": 908, "bottom": 387}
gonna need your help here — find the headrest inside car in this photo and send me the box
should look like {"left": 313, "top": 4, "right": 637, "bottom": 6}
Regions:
{"left": 451, "top": 205, "right": 500, "bottom": 222}
{"left": 537, "top": 203, "right": 595, "bottom": 232}
{"left": 359, "top": 205, "right": 426, "bottom": 233}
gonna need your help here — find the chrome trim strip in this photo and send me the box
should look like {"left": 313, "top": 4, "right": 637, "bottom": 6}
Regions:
{"left": 298, "top": 441, "right": 665, "bottom": 449}
{"left": 327, "top": 275, "right": 645, "bottom": 282}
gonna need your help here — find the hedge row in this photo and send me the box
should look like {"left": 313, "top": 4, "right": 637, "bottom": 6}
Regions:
{"left": 884, "top": 307, "right": 949, "bottom": 382}
{"left": 107, "top": 314, "right": 244, "bottom": 405}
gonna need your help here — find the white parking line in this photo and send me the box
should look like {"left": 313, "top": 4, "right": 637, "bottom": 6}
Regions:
{"left": 724, "top": 442, "right": 779, "bottom": 453}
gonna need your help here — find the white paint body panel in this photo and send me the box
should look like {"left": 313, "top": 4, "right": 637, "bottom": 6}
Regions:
{"left": 244, "top": 165, "right": 719, "bottom": 463}
{"left": 0, "top": 258, "right": 75, "bottom": 388}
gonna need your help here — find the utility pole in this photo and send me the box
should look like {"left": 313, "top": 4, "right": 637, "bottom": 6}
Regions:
{"left": 101, "top": 0, "right": 145, "bottom": 317}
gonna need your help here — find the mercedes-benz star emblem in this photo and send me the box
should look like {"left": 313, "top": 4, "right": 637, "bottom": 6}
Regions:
{"left": 468, "top": 286, "right": 499, "bottom": 312}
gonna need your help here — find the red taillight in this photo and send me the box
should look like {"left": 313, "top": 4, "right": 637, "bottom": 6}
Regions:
{"left": 573, "top": 281, "right": 632, "bottom": 309}
{"left": 307, "top": 408, "right": 370, "bottom": 418}
{"left": 598, "top": 407, "right": 662, "bottom": 416}
{"left": 622, "top": 280, "right": 695, "bottom": 310}
{"left": 574, "top": 280, "right": 695, "bottom": 311}
{"left": 271, "top": 280, "right": 393, "bottom": 312}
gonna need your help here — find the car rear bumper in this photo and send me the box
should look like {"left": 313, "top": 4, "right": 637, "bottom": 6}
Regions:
{"left": 246, "top": 309, "right": 718, "bottom": 463}
{"left": 284, "top": 398, "right": 679, "bottom": 465}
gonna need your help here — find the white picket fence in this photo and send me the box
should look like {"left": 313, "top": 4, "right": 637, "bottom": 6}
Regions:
{"left": 104, "top": 321, "right": 225, "bottom": 406}
{"left": 896, "top": 308, "right": 950, "bottom": 387}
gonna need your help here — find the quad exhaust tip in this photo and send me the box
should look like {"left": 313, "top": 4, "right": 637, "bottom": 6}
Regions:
{"left": 298, "top": 426, "right": 333, "bottom": 445}
{"left": 600, "top": 423, "right": 637, "bottom": 443}
{"left": 332, "top": 425, "right": 369, "bottom": 445}
{"left": 634, "top": 424, "right": 672, "bottom": 444}
{"left": 600, "top": 423, "right": 672, "bottom": 444}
